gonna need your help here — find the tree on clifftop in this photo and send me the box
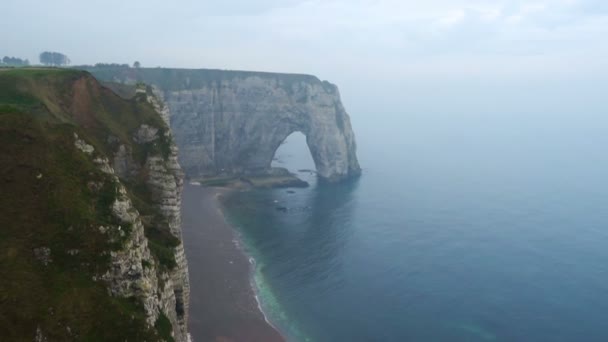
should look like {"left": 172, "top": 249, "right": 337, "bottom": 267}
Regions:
{"left": 1, "top": 56, "right": 29, "bottom": 66}
{"left": 39, "top": 51, "right": 70, "bottom": 66}
{"left": 133, "top": 61, "right": 141, "bottom": 68}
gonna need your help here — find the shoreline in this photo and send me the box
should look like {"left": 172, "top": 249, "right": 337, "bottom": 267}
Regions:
{"left": 248, "top": 257, "right": 282, "bottom": 333}
{"left": 217, "top": 195, "right": 284, "bottom": 335}
{"left": 215, "top": 190, "right": 285, "bottom": 336}
{"left": 181, "top": 183, "right": 285, "bottom": 342}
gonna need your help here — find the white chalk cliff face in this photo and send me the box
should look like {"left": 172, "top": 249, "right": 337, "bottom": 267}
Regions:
{"left": 90, "top": 68, "right": 361, "bottom": 182}
{"left": 84, "top": 86, "right": 190, "bottom": 341}
{"left": 75, "top": 127, "right": 190, "bottom": 341}
{"left": 167, "top": 76, "right": 360, "bottom": 181}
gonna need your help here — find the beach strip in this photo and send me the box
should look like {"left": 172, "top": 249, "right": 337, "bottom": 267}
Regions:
{"left": 181, "top": 183, "right": 285, "bottom": 342}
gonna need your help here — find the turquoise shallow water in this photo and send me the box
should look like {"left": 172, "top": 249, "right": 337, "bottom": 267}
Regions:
{"left": 222, "top": 112, "right": 608, "bottom": 342}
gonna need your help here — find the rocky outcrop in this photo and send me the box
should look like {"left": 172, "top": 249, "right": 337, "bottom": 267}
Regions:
{"left": 1, "top": 69, "right": 190, "bottom": 341}
{"left": 138, "top": 126, "right": 190, "bottom": 339}
{"left": 75, "top": 121, "right": 190, "bottom": 341}
{"left": 105, "top": 184, "right": 161, "bottom": 326}
{"left": 134, "top": 90, "right": 190, "bottom": 341}
{"left": 74, "top": 134, "right": 164, "bottom": 325}
{"left": 86, "top": 68, "right": 361, "bottom": 182}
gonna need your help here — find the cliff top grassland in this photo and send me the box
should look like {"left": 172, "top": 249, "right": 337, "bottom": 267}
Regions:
{"left": 0, "top": 68, "right": 177, "bottom": 341}
{"left": 81, "top": 65, "right": 337, "bottom": 93}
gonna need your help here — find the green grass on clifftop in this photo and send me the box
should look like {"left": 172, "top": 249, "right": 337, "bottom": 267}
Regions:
{"left": 81, "top": 65, "right": 328, "bottom": 92}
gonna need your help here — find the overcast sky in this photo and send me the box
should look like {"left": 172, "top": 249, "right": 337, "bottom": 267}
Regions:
{"left": 3, "top": 0, "right": 607, "bottom": 115}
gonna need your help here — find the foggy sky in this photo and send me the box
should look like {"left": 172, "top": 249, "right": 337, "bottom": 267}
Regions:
{"left": 3, "top": 1, "right": 606, "bottom": 75}
{"left": 2, "top": 0, "right": 607, "bottom": 118}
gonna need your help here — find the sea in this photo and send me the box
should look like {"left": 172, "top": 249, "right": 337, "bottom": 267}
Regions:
{"left": 221, "top": 105, "right": 608, "bottom": 342}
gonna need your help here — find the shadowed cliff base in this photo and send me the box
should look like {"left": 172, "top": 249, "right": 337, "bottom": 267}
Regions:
{"left": 181, "top": 184, "right": 285, "bottom": 342}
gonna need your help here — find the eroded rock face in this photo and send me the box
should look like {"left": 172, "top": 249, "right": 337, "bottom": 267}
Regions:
{"left": 73, "top": 136, "right": 164, "bottom": 328}
{"left": 75, "top": 95, "right": 190, "bottom": 341}
{"left": 90, "top": 68, "right": 361, "bottom": 182}
{"left": 167, "top": 75, "right": 360, "bottom": 181}
{"left": 140, "top": 140, "right": 190, "bottom": 340}
{"left": 137, "top": 94, "right": 190, "bottom": 341}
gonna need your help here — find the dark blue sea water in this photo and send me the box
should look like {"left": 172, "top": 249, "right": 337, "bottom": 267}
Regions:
{"left": 222, "top": 110, "right": 608, "bottom": 342}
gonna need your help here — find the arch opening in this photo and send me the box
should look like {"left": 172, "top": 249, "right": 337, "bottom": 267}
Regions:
{"left": 270, "top": 131, "right": 318, "bottom": 184}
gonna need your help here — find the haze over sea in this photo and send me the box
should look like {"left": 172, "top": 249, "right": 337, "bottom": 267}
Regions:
{"left": 222, "top": 81, "right": 608, "bottom": 342}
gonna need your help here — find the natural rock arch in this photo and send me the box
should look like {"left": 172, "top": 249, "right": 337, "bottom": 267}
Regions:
{"left": 87, "top": 67, "right": 361, "bottom": 182}
{"left": 164, "top": 73, "right": 361, "bottom": 182}
{"left": 233, "top": 105, "right": 359, "bottom": 181}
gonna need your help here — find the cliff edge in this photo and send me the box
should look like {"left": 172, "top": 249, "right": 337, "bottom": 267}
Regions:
{"left": 0, "top": 69, "right": 189, "bottom": 341}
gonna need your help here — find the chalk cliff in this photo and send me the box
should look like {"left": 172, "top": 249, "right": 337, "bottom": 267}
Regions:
{"left": 0, "top": 69, "right": 189, "bottom": 341}
{"left": 86, "top": 68, "right": 361, "bottom": 182}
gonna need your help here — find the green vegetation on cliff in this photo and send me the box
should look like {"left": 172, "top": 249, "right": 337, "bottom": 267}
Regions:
{"left": 0, "top": 69, "right": 178, "bottom": 340}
